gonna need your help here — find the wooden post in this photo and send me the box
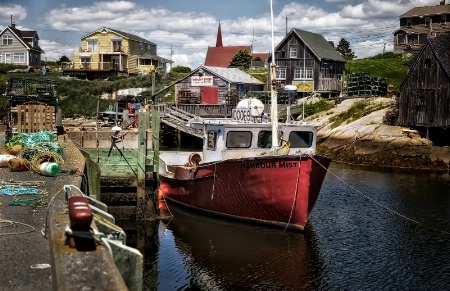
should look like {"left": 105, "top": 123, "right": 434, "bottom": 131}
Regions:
{"left": 137, "top": 110, "right": 149, "bottom": 220}
{"left": 151, "top": 109, "right": 160, "bottom": 215}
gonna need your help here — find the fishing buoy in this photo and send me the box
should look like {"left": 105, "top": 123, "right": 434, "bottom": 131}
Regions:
{"left": 6, "top": 144, "right": 23, "bottom": 156}
{"left": 39, "top": 162, "right": 61, "bottom": 176}
{"left": 8, "top": 158, "right": 29, "bottom": 172}
{"left": 0, "top": 154, "right": 15, "bottom": 167}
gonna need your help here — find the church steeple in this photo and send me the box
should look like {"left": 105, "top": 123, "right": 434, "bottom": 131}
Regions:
{"left": 215, "top": 22, "right": 223, "bottom": 47}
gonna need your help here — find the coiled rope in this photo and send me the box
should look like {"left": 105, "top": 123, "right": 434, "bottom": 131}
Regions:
{"left": 30, "top": 151, "right": 64, "bottom": 173}
{"left": 0, "top": 219, "right": 35, "bottom": 236}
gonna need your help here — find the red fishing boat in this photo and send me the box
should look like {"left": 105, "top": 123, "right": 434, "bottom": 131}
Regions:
{"left": 159, "top": 98, "right": 331, "bottom": 231}
{"left": 158, "top": 0, "right": 330, "bottom": 231}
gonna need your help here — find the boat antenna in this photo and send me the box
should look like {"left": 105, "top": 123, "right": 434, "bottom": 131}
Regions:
{"left": 270, "top": 0, "right": 279, "bottom": 150}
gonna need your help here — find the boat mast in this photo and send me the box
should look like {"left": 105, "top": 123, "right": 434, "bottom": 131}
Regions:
{"left": 270, "top": 0, "right": 279, "bottom": 149}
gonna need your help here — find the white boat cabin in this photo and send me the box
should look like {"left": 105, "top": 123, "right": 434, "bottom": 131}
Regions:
{"left": 160, "top": 99, "right": 318, "bottom": 167}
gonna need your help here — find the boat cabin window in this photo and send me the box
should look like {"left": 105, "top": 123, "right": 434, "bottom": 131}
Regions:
{"left": 257, "top": 131, "right": 272, "bottom": 148}
{"left": 207, "top": 131, "right": 218, "bottom": 150}
{"left": 226, "top": 131, "right": 252, "bottom": 148}
{"left": 288, "top": 131, "right": 313, "bottom": 147}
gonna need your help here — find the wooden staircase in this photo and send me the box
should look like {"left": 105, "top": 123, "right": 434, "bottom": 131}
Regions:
{"left": 159, "top": 105, "right": 204, "bottom": 138}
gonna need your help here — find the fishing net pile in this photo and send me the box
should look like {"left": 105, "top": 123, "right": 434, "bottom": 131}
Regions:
{"left": 0, "top": 130, "right": 64, "bottom": 177}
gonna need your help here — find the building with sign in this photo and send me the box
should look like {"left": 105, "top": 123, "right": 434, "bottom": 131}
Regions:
{"left": 174, "top": 66, "right": 264, "bottom": 104}
{"left": 268, "top": 28, "right": 346, "bottom": 98}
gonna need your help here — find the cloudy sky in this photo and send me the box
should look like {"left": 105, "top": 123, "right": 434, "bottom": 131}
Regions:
{"left": 0, "top": 0, "right": 439, "bottom": 69}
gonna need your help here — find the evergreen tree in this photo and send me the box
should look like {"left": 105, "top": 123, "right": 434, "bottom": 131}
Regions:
{"left": 229, "top": 50, "right": 252, "bottom": 70}
{"left": 336, "top": 38, "right": 356, "bottom": 60}
{"left": 57, "top": 55, "right": 71, "bottom": 66}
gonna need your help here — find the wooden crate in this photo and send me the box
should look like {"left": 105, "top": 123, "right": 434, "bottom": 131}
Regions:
{"left": 17, "top": 104, "right": 55, "bottom": 133}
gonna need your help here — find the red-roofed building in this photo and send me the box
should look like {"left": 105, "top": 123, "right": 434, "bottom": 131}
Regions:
{"left": 204, "top": 23, "right": 267, "bottom": 68}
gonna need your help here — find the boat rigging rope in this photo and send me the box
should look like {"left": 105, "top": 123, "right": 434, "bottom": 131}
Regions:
{"left": 284, "top": 155, "right": 303, "bottom": 231}
{"left": 310, "top": 155, "right": 450, "bottom": 235}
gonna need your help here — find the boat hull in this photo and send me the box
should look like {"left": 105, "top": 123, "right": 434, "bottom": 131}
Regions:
{"left": 159, "top": 154, "right": 331, "bottom": 231}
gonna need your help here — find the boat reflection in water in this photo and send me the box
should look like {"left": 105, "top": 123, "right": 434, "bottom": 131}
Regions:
{"left": 157, "top": 202, "right": 326, "bottom": 290}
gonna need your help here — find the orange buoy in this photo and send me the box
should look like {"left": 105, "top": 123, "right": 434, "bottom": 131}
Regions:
{"left": 8, "top": 158, "right": 29, "bottom": 172}
{"left": 5, "top": 144, "right": 23, "bottom": 156}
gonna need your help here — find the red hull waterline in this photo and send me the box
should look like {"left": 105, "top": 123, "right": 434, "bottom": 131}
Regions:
{"left": 160, "top": 154, "right": 331, "bottom": 231}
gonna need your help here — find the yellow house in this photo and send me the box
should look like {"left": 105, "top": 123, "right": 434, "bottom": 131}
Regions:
{"left": 64, "top": 27, "right": 172, "bottom": 79}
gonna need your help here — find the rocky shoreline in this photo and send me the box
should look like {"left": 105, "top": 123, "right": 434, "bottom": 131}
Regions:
{"left": 312, "top": 97, "right": 450, "bottom": 171}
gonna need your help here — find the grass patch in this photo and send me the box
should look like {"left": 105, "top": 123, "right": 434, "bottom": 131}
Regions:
{"left": 279, "top": 99, "right": 335, "bottom": 120}
{"left": 329, "top": 101, "right": 366, "bottom": 128}
{"left": 346, "top": 52, "right": 413, "bottom": 92}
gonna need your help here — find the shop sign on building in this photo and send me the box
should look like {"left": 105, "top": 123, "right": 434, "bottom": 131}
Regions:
{"left": 191, "top": 76, "right": 214, "bottom": 86}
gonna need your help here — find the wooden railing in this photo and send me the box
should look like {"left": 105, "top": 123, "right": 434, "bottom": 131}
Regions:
{"left": 153, "top": 103, "right": 288, "bottom": 119}
{"left": 317, "top": 78, "right": 343, "bottom": 91}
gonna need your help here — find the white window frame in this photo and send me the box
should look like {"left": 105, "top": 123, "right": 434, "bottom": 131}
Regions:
{"left": 13, "top": 52, "right": 25, "bottom": 63}
{"left": 80, "top": 57, "right": 91, "bottom": 69}
{"left": 275, "top": 67, "right": 286, "bottom": 79}
{"left": 294, "top": 67, "right": 313, "bottom": 79}
{"left": 112, "top": 39, "right": 122, "bottom": 52}
{"left": 0, "top": 53, "right": 2, "bottom": 63}
{"left": 289, "top": 45, "right": 298, "bottom": 58}
{"left": 441, "top": 15, "right": 447, "bottom": 24}
{"left": 139, "top": 42, "right": 144, "bottom": 50}
{"left": 87, "top": 39, "right": 98, "bottom": 53}
{"left": 2, "top": 35, "right": 13, "bottom": 45}
{"left": 5, "top": 53, "right": 11, "bottom": 63}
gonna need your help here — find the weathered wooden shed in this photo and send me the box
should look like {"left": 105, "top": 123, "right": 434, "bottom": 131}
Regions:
{"left": 174, "top": 66, "right": 264, "bottom": 104}
{"left": 398, "top": 33, "right": 450, "bottom": 145}
{"left": 268, "top": 28, "right": 346, "bottom": 98}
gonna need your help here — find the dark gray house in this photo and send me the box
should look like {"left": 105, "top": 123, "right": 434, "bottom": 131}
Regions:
{"left": 268, "top": 28, "right": 346, "bottom": 98}
{"left": 398, "top": 33, "right": 450, "bottom": 145}
{"left": 393, "top": 1, "right": 450, "bottom": 54}
{"left": 174, "top": 66, "right": 264, "bottom": 104}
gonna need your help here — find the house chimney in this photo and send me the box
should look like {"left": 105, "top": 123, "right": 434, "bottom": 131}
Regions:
{"left": 11, "top": 22, "right": 15, "bottom": 28}
{"left": 440, "top": 0, "right": 445, "bottom": 5}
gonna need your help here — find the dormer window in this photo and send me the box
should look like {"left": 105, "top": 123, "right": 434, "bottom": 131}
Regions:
{"left": 139, "top": 42, "right": 143, "bottom": 50}
{"left": 406, "top": 18, "right": 412, "bottom": 27}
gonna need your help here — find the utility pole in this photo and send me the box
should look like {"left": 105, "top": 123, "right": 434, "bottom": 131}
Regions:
{"left": 170, "top": 45, "right": 173, "bottom": 72}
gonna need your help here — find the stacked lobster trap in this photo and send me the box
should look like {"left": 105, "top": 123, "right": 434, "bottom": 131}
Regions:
{"left": 4, "top": 78, "right": 58, "bottom": 134}
{"left": 343, "top": 72, "right": 388, "bottom": 97}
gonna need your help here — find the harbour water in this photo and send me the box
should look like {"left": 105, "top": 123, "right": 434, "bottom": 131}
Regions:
{"left": 140, "top": 162, "right": 450, "bottom": 290}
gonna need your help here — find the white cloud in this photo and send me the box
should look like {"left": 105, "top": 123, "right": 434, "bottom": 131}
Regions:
{"left": 6, "top": 0, "right": 438, "bottom": 68}
{"left": 0, "top": 4, "right": 27, "bottom": 22}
